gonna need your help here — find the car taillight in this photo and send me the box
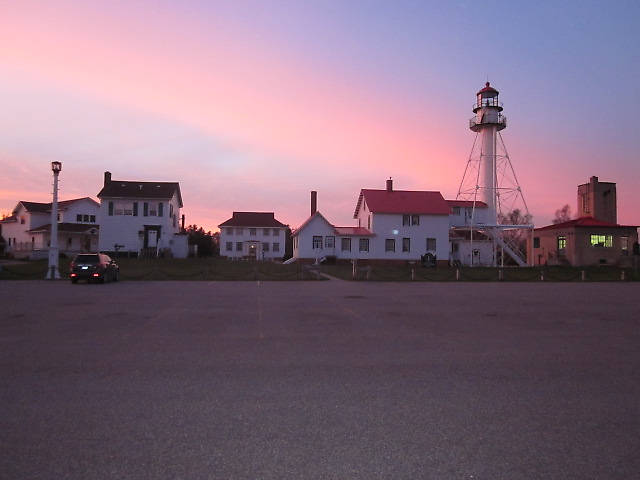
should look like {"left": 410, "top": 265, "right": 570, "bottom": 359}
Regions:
{"left": 92, "top": 273, "right": 100, "bottom": 277}
{"left": 70, "top": 273, "right": 77, "bottom": 277}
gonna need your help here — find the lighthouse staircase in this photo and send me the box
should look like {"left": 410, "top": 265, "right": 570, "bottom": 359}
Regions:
{"left": 485, "top": 228, "right": 528, "bottom": 267}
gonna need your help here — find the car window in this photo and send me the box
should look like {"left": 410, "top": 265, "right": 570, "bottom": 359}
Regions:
{"left": 75, "top": 254, "right": 99, "bottom": 264}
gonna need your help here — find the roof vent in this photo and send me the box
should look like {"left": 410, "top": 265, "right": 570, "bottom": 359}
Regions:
{"left": 121, "top": 183, "right": 126, "bottom": 187}
{"left": 139, "top": 185, "right": 143, "bottom": 190}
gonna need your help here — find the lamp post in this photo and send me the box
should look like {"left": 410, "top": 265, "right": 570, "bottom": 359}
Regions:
{"left": 46, "top": 161, "right": 62, "bottom": 280}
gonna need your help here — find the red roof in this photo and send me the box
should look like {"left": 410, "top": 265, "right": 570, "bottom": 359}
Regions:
{"left": 535, "top": 216, "right": 638, "bottom": 232}
{"left": 477, "top": 82, "right": 498, "bottom": 95}
{"left": 219, "top": 212, "right": 287, "bottom": 228}
{"left": 334, "top": 227, "right": 374, "bottom": 236}
{"left": 354, "top": 189, "right": 450, "bottom": 218}
{"left": 447, "top": 200, "right": 488, "bottom": 208}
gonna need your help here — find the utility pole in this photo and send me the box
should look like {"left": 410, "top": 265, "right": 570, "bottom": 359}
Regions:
{"left": 46, "top": 161, "right": 62, "bottom": 280}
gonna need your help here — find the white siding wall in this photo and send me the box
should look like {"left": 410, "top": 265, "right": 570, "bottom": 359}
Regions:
{"left": 293, "top": 215, "right": 335, "bottom": 260}
{"left": 220, "top": 226, "right": 286, "bottom": 259}
{"left": 449, "top": 206, "right": 489, "bottom": 227}
{"left": 371, "top": 213, "right": 449, "bottom": 261}
{"left": 60, "top": 199, "right": 100, "bottom": 224}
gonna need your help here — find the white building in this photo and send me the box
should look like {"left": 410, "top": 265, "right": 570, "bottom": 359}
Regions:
{"left": 293, "top": 181, "right": 451, "bottom": 265}
{"left": 219, "top": 212, "right": 287, "bottom": 260}
{"left": 0, "top": 198, "right": 99, "bottom": 259}
{"left": 97, "top": 172, "right": 188, "bottom": 258}
{"left": 448, "top": 200, "right": 494, "bottom": 266}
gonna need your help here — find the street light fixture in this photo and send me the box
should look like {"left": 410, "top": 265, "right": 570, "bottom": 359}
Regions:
{"left": 46, "top": 161, "right": 62, "bottom": 280}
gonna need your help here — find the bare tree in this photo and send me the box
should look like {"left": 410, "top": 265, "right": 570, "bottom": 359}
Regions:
{"left": 552, "top": 204, "right": 572, "bottom": 224}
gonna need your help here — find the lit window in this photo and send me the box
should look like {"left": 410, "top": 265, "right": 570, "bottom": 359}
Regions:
{"left": 312, "top": 236, "right": 323, "bottom": 249}
{"left": 341, "top": 238, "right": 351, "bottom": 251}
{"left": 402, "top": 237, "right": 410, "bottom": 252}
{"left": 385, "top": 239, "right": 395, "bottom": 252}
{"left": 590, "top": 234, "right": 612, "bottom": 248}
{"left": 557, "top": 236, "right": 567, "bottom": 251}
{"left": 359, "top": 238, "right": 369, "bottom": 252}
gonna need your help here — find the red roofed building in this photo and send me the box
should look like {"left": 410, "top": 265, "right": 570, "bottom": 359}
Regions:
{"left": 293, "top": 180, "right": 450, "bottom": 264}
{"left": 530, "top": 177, "right": 638, "bottom": 266}
{"left": 219, "top": 212, "right": 287, "bottom": 260}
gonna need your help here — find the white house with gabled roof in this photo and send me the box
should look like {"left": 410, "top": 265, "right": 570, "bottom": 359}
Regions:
{"left": 97, "top": 171, "right": 188, "bottom": 258}
{"left": 293, "top": 180, "right": 451, "bottom": 264}
{"left": 0, "top": 197, "right": 99, "bottom": 259}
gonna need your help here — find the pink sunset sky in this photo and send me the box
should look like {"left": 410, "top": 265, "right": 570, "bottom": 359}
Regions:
{"left": 1, "top": 1, "right": 639, "bottom": 232}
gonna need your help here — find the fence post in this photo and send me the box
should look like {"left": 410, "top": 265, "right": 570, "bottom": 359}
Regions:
{"left": 621, "top": 269, "right": 625, "bottom": 281}
{"left": 411, "top": 267, "right": 415, "bottom": 281}
{"left": 352, "top": 260, "right": 357, "bottom": 280}
{"left": 498, "top": 269, "right": 503, "bottom": 281}
{"left": 456, "top": 268, "right": 460, "bottom": 281}
{"left": 581, "top": 270, "right": 586, "bottom": 281}
{"left": 540, "top": 270, "right": 544, "bottom": 281}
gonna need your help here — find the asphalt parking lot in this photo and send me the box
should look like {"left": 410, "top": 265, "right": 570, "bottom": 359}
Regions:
{"left": 1, "top": 280, "right": 639, "bottom": 479}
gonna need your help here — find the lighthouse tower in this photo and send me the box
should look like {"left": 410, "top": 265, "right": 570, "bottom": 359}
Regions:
{"left": 456, "top": 82, "right": 532, "bottom": 266}
{"left": 470, "top": 82, "right": 506, "bottom": 224}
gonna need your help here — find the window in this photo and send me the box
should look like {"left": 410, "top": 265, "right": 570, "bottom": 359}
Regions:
{"left": 325, "top": 236, "right": 335, "bottom": 248}
{"left": 452, "top": 206, "right": 461, "bottom": 215}
{"left": 227, "top": 228, "right": 234, "bottom": 235}
{"left": 341, "top": 238, "right": 351, "bottom": 251}
{"left": 108, "top": 201, "right": 114, "bottom": 216}
{"left": 402, "top": 237, "right": 410, "bottom": 252}
{"left": 590, "top": 234, "right": 612, "bottom": 248}
{"left": 158, "top": 202, "right": 164, "bottom": 217}
{"left": 412, "top": 215, "right": 420, "bottom": 226}
{"left": 359, "top": 238, "right": 369, "bottom": 252}
{"left": 402, "top": 214, "right": 410, "bottom": 226}
{"left": 133, "top": 203, "right": 138, "bottom": 217}
{"left": 236, "top": 242, "right": 243, "bottom": 251}
{"left": 273, "top": 242, "right": 280, "bottom": 252}
{"left": 20, "top": 217, "right": 25, "bottom": 224}
{"left": 263, "top": 242, "right": 269, "bottom": 252}
{"left": 557, "top": 236, "right": 567, "bottom": 251}
{"left": 250, "top": 228, "right": 256, "bottom": 236}
{"left": 77, "top": 214, "right": 82, "bottom": 222}
{"left": 226, "top": 242, "right": 233, "bottom": 251}
{"left": 90, "top": 215, "right": 95, "bottom": 223}
{"left": 263, "top": 228, "right": 270, "bottom": 236}
{"left": 236, "top": 228, "right": 243, "bottom": 235}
{"left": 272, "top": 228, "right": 279, "bottom": 236}
{"left": 367, "top": 215, "right": 371, "bottom": 230}
{"left": 313, "top": 236, "right": 323, "bottom": 249}
{"left": 114, "top": 202, "right": 133, "bottom": 215}
{"left": 426, "top": 238, "right": 437, "bottom": 251}
{"left": 67, "top": 237, "right": 72, "bottom": 246}
{"left": 621, "top": 236, "right": 629, "bottom": 255}
{"left": 385, "top": 238, "right": 395, "bottom": 252}
{"left": 533, "top": 237, "right": 540, "bottom": 248}
{"left": 143, "top": 202, "right": 149, "bottom": 216}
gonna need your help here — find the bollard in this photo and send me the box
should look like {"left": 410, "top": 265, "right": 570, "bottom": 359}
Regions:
{"left": 581, "top": 270, "right": 586, "bottom": 281}
{"left": 498, "top": 269, "right": 503, "bottom": 281}
{"left": 621, "top": 270, "right": 625, "bottom": 281}
{"left": 540, "top": 271, "right": 544, "bottom": 281}
{"left": 411, "top": 268, "right": 415, "bottom": 281}
{"left": 456, "top": 268, "right": 460, "bottom": 281}
{"left": 366, "top": 266, "right": 372, "bottom": 281}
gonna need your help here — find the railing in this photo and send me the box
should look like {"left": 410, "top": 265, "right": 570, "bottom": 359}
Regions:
{"left": 473, "top": 100, "right": 503, "bottom": 110}
{"left": 469, "top": 114, "right": 507, "bottom": 129}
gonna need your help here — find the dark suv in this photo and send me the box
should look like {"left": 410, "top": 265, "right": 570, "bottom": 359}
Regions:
{"left": 70, "top": 253, "right": 119, "bottom": 283}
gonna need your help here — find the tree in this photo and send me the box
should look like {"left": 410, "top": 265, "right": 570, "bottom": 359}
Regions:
{"left": 186, "top": 224, "right": 217, "bottom": 257}
{"left": 552, "top": 204, "right": 572, "bottom": 224}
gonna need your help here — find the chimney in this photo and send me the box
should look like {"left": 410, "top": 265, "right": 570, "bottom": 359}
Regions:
{"left": 104, "top": 171, "right": 112, "bottom": 187}
{"left": 181, "top": 214, "right": 185, "bottom": 232}
{"left": 386, "top": 178, "right": 393, "bottom": 192}
{"left": 311, "top": 191, "right": 317, "bottom": 215}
